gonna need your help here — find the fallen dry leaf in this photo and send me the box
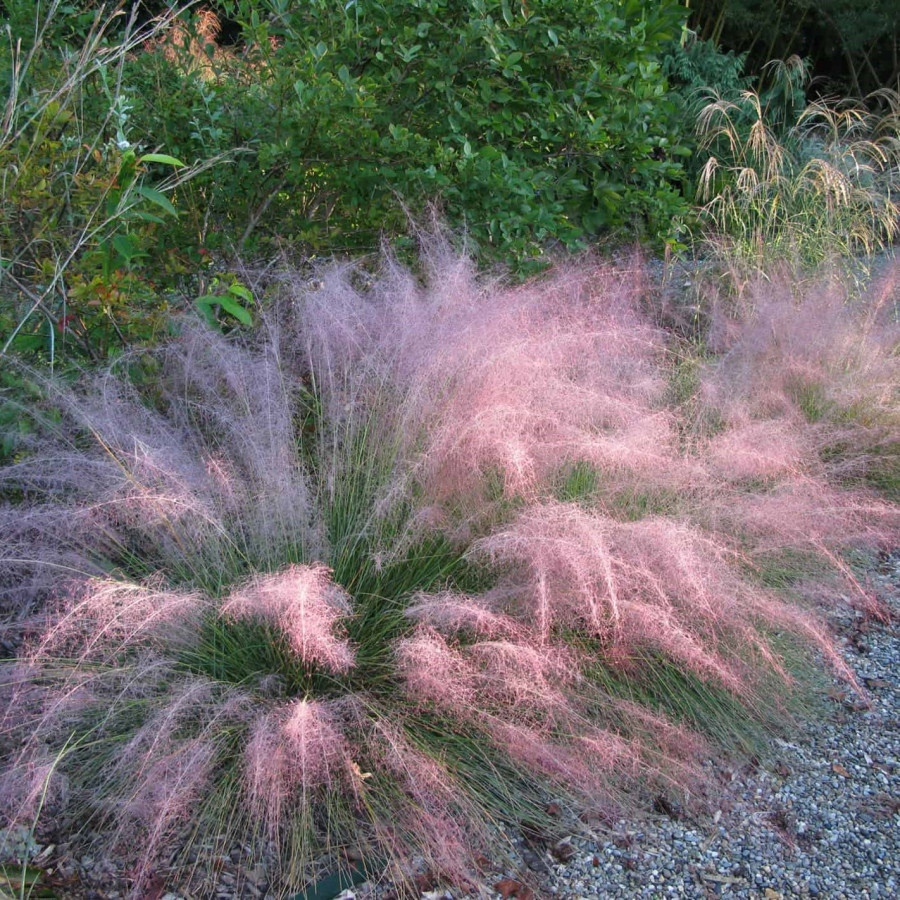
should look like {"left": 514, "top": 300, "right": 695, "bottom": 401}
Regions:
{"left": 832, "top": 762, "right": 851, "bottom": 777}
{"left": 493, "top": 879, "right": 534, "bottom": 899}
{"left": 138, "top": 875, "right": 167, "bottom": 900}
{"left": 414, "top": 872, "right": 437, "bottom": 892}
{"left": 550, "top": 837, "right": 575, "bottom": 862}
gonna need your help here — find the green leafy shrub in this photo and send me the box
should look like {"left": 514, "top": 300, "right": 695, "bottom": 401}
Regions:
{"left": 664, "top": 34, "right": 751, "bottom": 119}
{"left": 126, "top": 0, "right": 693, "bottom": 266}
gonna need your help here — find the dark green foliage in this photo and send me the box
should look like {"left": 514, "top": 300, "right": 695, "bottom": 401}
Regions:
{"left": 689, "top": 0, "right": 899, "bottom": 95}
{"left": 0, "top": 0, "right": 703, "bottom": 365}
{"left": 126, "top": 0, "right": 693, "bottom": 265}
{"left": 664, "top": 35, "right": 751, "bottom": 114}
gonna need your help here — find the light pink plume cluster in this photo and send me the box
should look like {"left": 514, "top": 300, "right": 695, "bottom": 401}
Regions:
{"left": 224, "top": 564, "right": 355, "bottom": 672}
{"left": 30, "top": 579, "right": 204, "bottom": 664}
{"left": 292, "top": 252, "right": 676, "bottom": 505}
{"left": 703, "top": 262, "right": 900, "bottom": 439}
{"left": 245, "top": 698, "right": 352, "bottom": 834}
{"left": 704, "top": 419, "right": 815, "bottom": 483}
{"left": 396, "top": 626, "right": 575, "bottom": 721}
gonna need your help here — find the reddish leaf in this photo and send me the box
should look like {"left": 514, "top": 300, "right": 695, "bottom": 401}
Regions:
{"left": 138, "top": 875, "right": 166, "bottom": 900}
{"left": 414, "top": 872, "right": 437, "bottom": 892}
{"left": 494, "top": 879, "right": 534, "bottom": 899}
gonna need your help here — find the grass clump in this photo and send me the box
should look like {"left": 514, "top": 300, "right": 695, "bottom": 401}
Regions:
{"left": 1, "top": 239, "right": 898, "bottom": 897}
{"left": 695, "top": 57, "right": 900, "bottom": 270}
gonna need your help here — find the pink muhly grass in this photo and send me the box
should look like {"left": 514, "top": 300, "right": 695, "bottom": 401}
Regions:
{"left": 471, "top": 502, "right": 624, "bottom": 641}
{"left": 413, "top": 268, "right": 676, "bottom": 501}
{"left": 0, "top": 322, "right": 318, "bottom": 603}
{"left": 115, "top": 731, "right": 214, "bottom": 840}
{"left": 467, "top": 639, "right": 578, "bottom": 717}
{"left": 395, "top": 627, "right": 478, "bottom": 715}
{"left": 367, "top": 720, "right": 484, "bottom": 885}
{"left": 487, "top": 693, "right": 707, "bottom": 811}
{"left": 0, "top": 504, "right": 106, "bottom": 619}
{"left": 397, "top": 624, "right": 579, "bottom": 726}
{"left": 103, "top": 677, "right": 252, "bottom": 889}
{"left": 4, "top": 238, "right": 900, "bottom": 896}
{"left": 404, "top": 590, "right": 523, "bottom": 638}
{"left": 290, "top": 249, "right": 677, "bottom": 506}
{"left": 162, "top": 324, "right": 316, "bottom": 548}
{"left": 245, "top": 698, "right": 352, "bottom": 836}
{"left": 488, "top": 721, "right": 628, "bottom": 807}
{"left": 472, "top": 501, "right": 829, "bottom": 691}
{"left": 703, "top": 262, "right": 900, "bottom": 431}
{"left": 716, "top": 479, "right": 900, "bottom": 556}
{"left": 0, "top": 751, "right": 67, "bottom": 828}
{"left": 224, "top": 564, "right": 355, "bottom": 673}
{"left": 29, "top": 579, "right": 205, "bottom": 665}
{"left": 704, "top": 419, "right": 816, "bottom": 483}
{"left": 119, "top": 738, "right": 217, "bottom": 885}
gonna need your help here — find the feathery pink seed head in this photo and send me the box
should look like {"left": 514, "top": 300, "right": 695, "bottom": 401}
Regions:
{"left": 224, "top": 564, "right": 355, "bottom": 673}
{"left": 245, "top": 698, "right": 351, "bottom": 834}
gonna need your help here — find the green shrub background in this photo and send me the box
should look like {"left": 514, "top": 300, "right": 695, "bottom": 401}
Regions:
{"left": 0, "top": 0, "right": 897, "bottom": 363}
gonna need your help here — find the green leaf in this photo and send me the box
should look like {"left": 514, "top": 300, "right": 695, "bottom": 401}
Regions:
{"left": 196, "top": 295, "right": 253, "bottom": 325}
{"left": 131, "top": 210, "right": 166, "bottom": 224}
{"left": 216, "top": 295, "right": 254, "bottom": 324}
{"left": 112, "top": 234, "right": 138, "bottom": 260}
{"left": 194, "top": 297, "right": 218, "bottom": 328}
{"left": 139, "top": 153, "right": 186, "bottom": 167}
{"left": 227, "top": 283, "right": 254, "bottom": 302}
{"left": 135, "top": 185, "right": 178, "bottom": 217}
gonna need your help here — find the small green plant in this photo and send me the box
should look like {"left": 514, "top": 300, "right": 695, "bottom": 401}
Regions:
{"left": 0, "top": 1, "right": 214, "bottom": 365}
{"left": 195, "top": 276, "right": 255, "bottom": 328}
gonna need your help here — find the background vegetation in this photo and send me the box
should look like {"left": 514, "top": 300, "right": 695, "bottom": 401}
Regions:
{"left": 1, "top": 0, "right": 897, "bottom": 367}
{"left": 687, "top": 0, "right": 899, "bottom": 96}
